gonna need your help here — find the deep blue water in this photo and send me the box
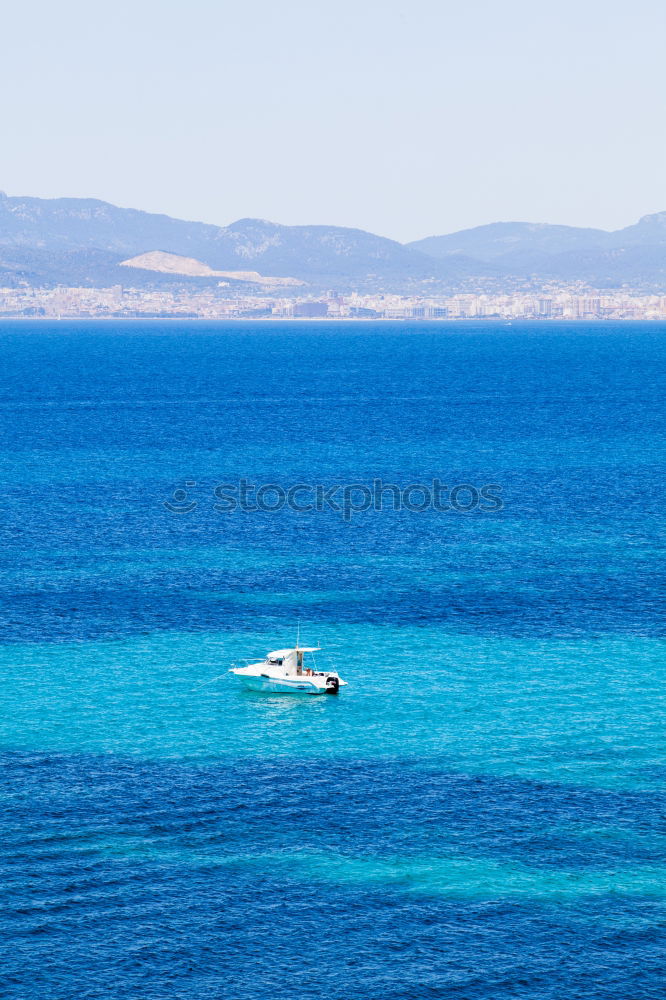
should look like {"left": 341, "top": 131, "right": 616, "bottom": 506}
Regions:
{"left": 0, "top": 321, "right": 664, "bottom": 999}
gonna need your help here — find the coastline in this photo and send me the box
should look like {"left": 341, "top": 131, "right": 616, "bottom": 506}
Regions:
{"left": 1, "top": 315, "right": 665, "bottom": 324}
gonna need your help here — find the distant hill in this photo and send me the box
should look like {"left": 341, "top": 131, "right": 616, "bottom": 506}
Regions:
{"left": 409, "top": 214, "right": 666, "bottom": 289}
{"left": 409, "top": 221, "right": 609, "bottom": 261}
{"left": 1, "top": 192, "right": 666, "bottom": 291}
{"left": 0, "top": 194, "right": 487, "bottom": 291}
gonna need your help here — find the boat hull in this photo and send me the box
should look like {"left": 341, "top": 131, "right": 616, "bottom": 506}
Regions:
{"left": 237, "top": 673, "right": 328, "bottom": 695}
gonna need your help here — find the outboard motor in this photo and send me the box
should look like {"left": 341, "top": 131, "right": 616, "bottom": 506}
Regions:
{"left": 325, "top": 675, "right": 340, "bottom": 695}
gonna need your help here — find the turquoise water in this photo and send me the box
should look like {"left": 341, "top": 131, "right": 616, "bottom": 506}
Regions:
{"left": 2, "top": 629, "right": 664, "bottom": 791}
{"left": 1, "top": 322, "right": 664, "bottom": 998}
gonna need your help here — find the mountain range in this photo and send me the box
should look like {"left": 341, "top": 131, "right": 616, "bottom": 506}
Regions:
{"left": 1, "top": 192, "right": 666, "bottom": 293}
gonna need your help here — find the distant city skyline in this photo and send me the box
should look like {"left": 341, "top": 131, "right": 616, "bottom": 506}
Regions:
{"left": 3, "top": 0, "right": 665, "bottom": 243}
{"left": 4, "top": 284, "right": 666, "bottom": 323}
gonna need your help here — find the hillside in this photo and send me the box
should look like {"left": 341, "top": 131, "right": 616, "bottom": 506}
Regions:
{"left": 119, "top": 250, "right": 305, "bottom": 287}
{"left": 409, "top": 214, "right": 666, "bottom": 288}
{"left": 1, "top": 193, "right": 666, "bottom": 292}
{"left": 0, "top": 194, "right": 484, "bottom": 291}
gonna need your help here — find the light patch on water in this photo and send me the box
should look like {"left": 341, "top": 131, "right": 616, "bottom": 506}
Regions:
{"left": 0, "top": 625, "right": 664, "bottom": 791}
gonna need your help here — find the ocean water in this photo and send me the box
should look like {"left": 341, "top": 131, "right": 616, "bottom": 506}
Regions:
{"left": 0, "top": 320, "right": 664, "bottom": 999}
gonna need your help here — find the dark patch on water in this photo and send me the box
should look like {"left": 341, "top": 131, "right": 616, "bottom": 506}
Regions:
{"left": 1, "top": 753, "right": 665, "bottom": 1000}
{"left": 2, "top": 753, "right": 665, "bottom": 873}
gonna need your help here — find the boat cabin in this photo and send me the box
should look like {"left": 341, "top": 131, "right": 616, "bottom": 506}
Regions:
{"left": 265, "top": 646, "right": 321, "bottom": 676}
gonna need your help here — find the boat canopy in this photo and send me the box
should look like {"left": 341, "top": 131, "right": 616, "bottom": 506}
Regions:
{"left": 267, "top": 646, "right": 321, "bottom": 658}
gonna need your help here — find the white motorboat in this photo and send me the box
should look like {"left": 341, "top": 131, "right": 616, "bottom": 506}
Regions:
{"left": 230, "top": 645, "right": 347, "bottom": 695}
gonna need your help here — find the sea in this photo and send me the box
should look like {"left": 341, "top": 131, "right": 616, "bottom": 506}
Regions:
{"left": 0, "top": 320, "right": 664, "bottom": 999}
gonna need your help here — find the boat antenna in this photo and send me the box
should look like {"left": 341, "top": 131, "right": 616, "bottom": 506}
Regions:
{"left": 296, "top": 619, "right": 300, "bottom": 649}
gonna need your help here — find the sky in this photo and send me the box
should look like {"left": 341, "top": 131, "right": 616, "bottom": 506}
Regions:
{"left": 1, "top": 0, "right": 665, "bottom": 242}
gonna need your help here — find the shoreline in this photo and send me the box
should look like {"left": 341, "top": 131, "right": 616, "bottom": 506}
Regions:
{"left": 1, "top": 315, "right": 665, "bottom": 324}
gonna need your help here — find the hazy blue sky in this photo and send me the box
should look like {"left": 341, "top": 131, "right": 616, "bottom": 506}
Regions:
{"left": 2, "top": 0, "right": 664, "bottom": 241}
